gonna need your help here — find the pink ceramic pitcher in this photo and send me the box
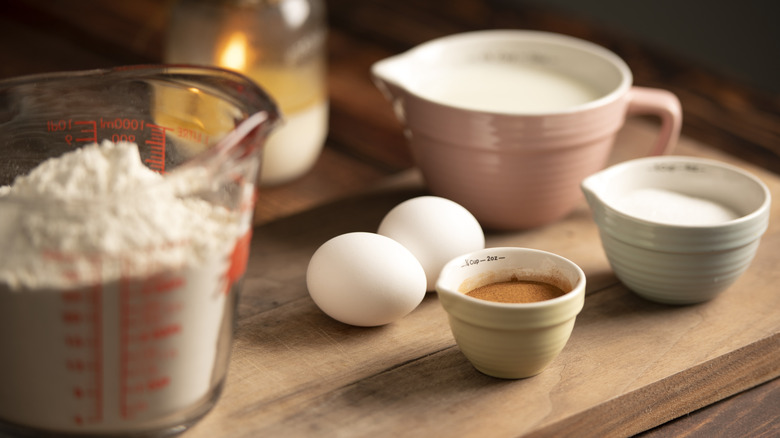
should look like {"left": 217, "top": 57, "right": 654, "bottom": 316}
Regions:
{"left": 372, "top": 30, "right": 682, "bottom": 230}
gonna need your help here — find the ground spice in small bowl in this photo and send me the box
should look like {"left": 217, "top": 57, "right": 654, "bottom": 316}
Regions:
{"left": 466, "top": 280, "right": 566, "bottom": 303}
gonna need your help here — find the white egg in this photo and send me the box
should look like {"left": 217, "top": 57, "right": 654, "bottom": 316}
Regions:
{"left": 306, "top": 232, "right": 427, "bottom": 327}
{"left": 378, "top": 196, "right": 485, "bottom": 291}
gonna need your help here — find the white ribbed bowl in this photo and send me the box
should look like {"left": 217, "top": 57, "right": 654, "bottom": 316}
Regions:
{"left": 582, "top": 156, "right": 771, "bottom": 304}
{"left": 435, "top": 247, "right": 585, "bottom": 379}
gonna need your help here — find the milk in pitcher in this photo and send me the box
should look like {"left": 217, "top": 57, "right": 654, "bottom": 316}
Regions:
{"left": 415, "top": 63, "right": 602, "bottom": 113}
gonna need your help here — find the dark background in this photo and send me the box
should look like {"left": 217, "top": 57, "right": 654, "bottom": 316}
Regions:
{"left": 512, "top": 0, "right": 780, "bottom": 95}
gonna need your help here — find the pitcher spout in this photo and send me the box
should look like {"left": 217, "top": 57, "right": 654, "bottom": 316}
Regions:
{"left": 371, "top": 55, "right": 409, "bottom": 102}
{"left": 371, "top": 54, "right": 414, "bottom": 124}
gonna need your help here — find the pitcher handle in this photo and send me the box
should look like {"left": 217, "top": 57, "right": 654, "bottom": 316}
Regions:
{"left": 626, "top": 86, "right": 682, "bottom": 156}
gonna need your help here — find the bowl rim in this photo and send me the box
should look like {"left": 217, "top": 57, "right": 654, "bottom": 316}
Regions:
{"left": 371, "top": 29, "right": 633, "bottom": 117}
{"left": 583, "top": 155, "right": 771, "bottom": 251}
{"left": 585, "top": 155, "right": 771, "bottom": 229}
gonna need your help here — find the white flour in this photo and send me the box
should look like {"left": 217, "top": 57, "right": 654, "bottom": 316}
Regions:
{"left": 0, "top": 140, "right": 238, "bottom": 290}
{"left": 0, "top": 141, "right": 243, "bottom": 433}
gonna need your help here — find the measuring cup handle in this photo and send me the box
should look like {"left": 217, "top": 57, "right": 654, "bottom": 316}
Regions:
{"left": 626, "top": 86, "right": 683, "bottom": 156}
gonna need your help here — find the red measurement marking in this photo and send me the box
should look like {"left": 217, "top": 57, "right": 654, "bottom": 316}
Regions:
{"left": 65, "top": 335, "right": 85, "bottom": 347}
{"left": 66, "top": 359, "right": 88, "bottom": 372}
{"left": 120, "top": 275, "right": 132, "bottom": 419}
{"left": 74, "top": 120, "right": 97, "bottom": 144}
{"left": 125, "top": 348, "right": 154, "bottom": 363}
{"left": 62, "top": 291, "right": 84, "bottom": 303}
{"left": 63, "top": 284, "right": 105, "bottom": 425}
{"left": 63, "top": 270, "right": 82, "bottom": 283}
{"left": 73, "top": 385, "right": 101, "bottom": 400}
{"left": 47, "top": 250, "right": 104, "bottom": 426}
{"left": 62, "top": 311, "right": 83, "bottom": 324}
{"left": 176, "top": 126, "right": 207, "bottom": 144}
{"left": 224, "top": 229, "right": 253, "bottom": 295}
{"left": 118, "top": 255, "right": 186, "bottom": 420}
{"left": 99, "top": 117, "right": 145, "bottom": 131}
{"left": 89, "top": 284, "right": 104, "bottom": 423}
{"left": 144, "top": 124, "right": 172, "bottom": 173}
{"left": 46, "top": 119, "right": 68, "bottom": 132}
{"left": 131, "top": 300, "right": 183, "bottom": 317}
{"left": 126, "top": 324, "right": 183, "bottom": 347}
{"left": 143, "top": 276, "right": 185, "bottom": 295}
{"left": 122, "top": 400, "right": 149, "bottom": 420}
{"left": 124, "top": 313, "right": 162, "bottom": 327}
{"left": 123, "top": 367, "right": 149, "bottom": 380}
{"left": 46, "top": 250, "right": 103, "bottom": 286}
{"left": 147, "top": 376, "right": 171, "bottom": 391}
{"left": 152, "top": 323, "right": 181, "bottom": 340}
{"left": 120, "top": 272, "right": 179, "bottom": 419}
{"left": 124, "top": 382, "right": 146, "bottom": 394}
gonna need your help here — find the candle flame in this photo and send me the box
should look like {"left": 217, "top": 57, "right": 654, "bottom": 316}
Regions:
{"left": 219, "top": 32, "right": 248, "bottom": 71}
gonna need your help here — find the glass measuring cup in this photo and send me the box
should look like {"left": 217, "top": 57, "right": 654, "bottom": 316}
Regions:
{"left": 0, "top": 66, "right": 279, "bottom": 436}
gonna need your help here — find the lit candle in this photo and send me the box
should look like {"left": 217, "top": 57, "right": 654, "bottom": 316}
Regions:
{"left": 166, "top": 0, "right": 328, "bottom": 186}
{"left": 219, "top": 33, "right": 249, "bottom": 71}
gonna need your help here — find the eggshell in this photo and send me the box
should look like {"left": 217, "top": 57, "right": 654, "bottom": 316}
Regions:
{"left": 378, "top": 196, "right": 485, "bottom": 291}
{"left": 306, "top": 232, "right": 427, "bottom": 327}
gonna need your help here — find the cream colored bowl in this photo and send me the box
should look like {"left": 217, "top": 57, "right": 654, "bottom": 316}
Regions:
{"left": 582, "top": 156, "right": 771, "bottom": 304}
{"left": 435, "top": 247, "right": 586, "bottom": 379}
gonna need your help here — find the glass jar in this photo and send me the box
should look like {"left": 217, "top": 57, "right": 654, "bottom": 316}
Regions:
{"left": 166, "top": 0, "right": 328, "bottom": 185}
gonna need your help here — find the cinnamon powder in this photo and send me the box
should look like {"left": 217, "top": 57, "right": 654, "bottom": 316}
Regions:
{"left": 466, "top": 280, "right": 566, "bottom": 303}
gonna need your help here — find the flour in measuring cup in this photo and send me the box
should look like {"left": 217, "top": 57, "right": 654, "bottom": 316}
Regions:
{"left": 0, "top": 140, "right": 239, "bottom": 289}
{"left": 0, "top": 140, "right": 245, "bottom": 433}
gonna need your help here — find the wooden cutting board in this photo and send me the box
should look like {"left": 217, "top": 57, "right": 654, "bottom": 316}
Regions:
{"left": 184, "top": 120, "right": 780, "bottom": 438}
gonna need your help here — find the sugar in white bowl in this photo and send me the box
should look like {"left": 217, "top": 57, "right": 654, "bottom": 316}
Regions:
{"left": 615, "top": 188, "right": 740, "bottom": 226}
{"left": 582, "top": 156, "right": 771, "bottom": 304}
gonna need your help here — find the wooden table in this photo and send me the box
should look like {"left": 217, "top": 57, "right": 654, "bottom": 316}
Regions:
{"left": 2, "top": 1, "right": 778, "bottom": 436}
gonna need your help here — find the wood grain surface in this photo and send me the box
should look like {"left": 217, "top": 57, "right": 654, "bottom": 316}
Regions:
{"left": 180, "top": 121, "right": 780, "bottom": 438}
{"left": 2, "top": 0, "right": 778, "bottom": 436}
